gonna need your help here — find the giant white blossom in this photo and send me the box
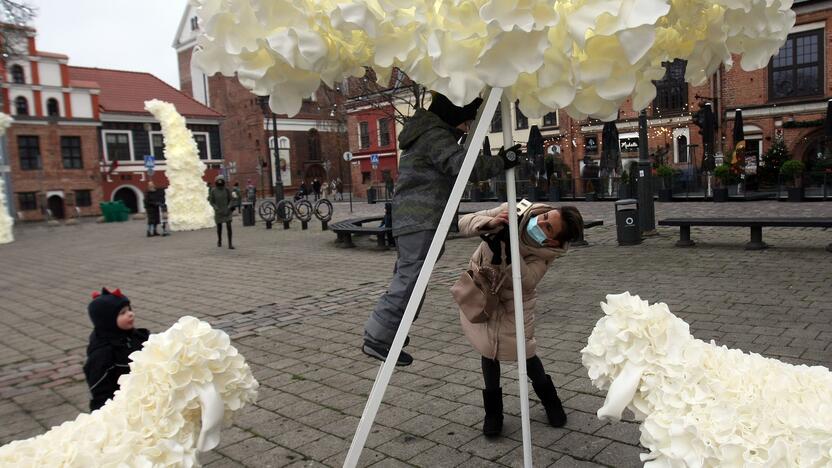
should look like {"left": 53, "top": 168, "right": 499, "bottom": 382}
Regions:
{"left": 0, "top": 112, "right": 14, "bottom": 245}
{"left": 191, "top": 0, "right": 795, "bottom": 120}
{"left": 582, "top": 292, "right": 832, "bottom": 467}
{"left": 145, "top": 100, "right": 216, "bottom": 231}
{"left": 0, "top": 316, "right": 259, "bottom": 467}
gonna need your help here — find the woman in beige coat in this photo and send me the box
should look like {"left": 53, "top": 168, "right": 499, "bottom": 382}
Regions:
{"left": 454, "top": 202, "right": 584, "bottom": 436}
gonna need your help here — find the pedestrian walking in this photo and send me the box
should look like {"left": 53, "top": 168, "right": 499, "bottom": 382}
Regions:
{"left": 336, "top": 178, "right": 344, "bottom": 201}
{"left": 143, "top": 182, "right": 164, "bottom": 237}
{"left": 208, "top": 174, "right": 235, "bottom": 249}
{"left": 313, "top": 178, "right": 322, "bottom": 201}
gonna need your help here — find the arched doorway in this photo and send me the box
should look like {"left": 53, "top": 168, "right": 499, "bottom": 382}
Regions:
{"left": 113, "top": 187, "right": 139, "bottom": 213}
{"left": 305, "top": 163, "right": 327, "bottom": 183}
{"left": 47, "top": 195, "right": 65, "bottom": 219}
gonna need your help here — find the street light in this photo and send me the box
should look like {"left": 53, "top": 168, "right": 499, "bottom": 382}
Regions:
{"left": 637, "top": 109, "right": 657, "bottom": 235}
{"left": 257, "top": 96, "right": 285, "bottom": 201}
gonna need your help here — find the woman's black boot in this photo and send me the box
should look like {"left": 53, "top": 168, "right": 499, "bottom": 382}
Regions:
{"left": 532, "top": 375, "right": 567, "bottom": 427}
{"left": 482, "top": 387, "right": 503, "bottom": 436}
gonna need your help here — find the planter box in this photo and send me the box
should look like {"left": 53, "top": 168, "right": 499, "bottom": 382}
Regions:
{"left": 585, "top": 192, "right": 597, "bottom": 202}
{"left": 713, "top": 187, "right": 728, "bottom": 202}
{"left": 658, "top": 188, "right": 673, "bottom": 202}
{"left": 548, "top": 187, "right": 561, "bottom": 202}
{"left": 470, "top": 186, "right": 482, "bottom": 202}
{"left": 787, "top": 187, "right": 804, "bottom": 202}
{"left": 528, "top": 187, "right": 540, "bottom": 202}
{"left": 618, "top": 185, "right": 632, "bottom": 199}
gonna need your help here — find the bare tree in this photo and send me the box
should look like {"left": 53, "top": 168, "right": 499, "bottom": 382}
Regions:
{"left": 345, "top": 68, "right": 426, "bottom": 125}
{"left": 0, "top": 1, "right": 36, "bottom": 58}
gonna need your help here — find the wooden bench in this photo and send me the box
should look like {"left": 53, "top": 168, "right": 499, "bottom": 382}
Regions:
{"left": 658, "top": 217, "right": 832, "bottom": 250}
{"left": 332, "top": 216, "right": 393, "bottom": 248}
{"left": 571, "top": 219, "right": 604, "bottom": 246}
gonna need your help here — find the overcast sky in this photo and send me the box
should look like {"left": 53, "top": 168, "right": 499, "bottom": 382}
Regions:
{"left": 29, "top": 0, "right": 187, "bottom": 89}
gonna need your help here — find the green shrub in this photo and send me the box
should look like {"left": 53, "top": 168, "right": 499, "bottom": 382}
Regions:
{"left": 714, "top": 164, "right": 732, "bottom": 187}
{"left": 780, "top": 159, "right": 805, "bottom": 187}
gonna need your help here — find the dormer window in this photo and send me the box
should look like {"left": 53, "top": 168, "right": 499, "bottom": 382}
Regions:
{"left": 190, "top": 16, "right": 198, "bottom": 31}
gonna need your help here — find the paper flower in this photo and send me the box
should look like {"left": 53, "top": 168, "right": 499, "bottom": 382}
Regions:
{"left": 0, "top": 176, "right": 13, "bottom": 245}
{"left": 145, "top": 100, "right": 216, "bottom": 231}
{"left": 0, "top": 112, "right": 13, "bottom": 244}
{"left": 191, "top": 0, "right": 794, "bottom": 120}
{"left": 0, "top": 316, "right": 259, "bottom": 467}
{"left": 581, "top": 292, "right": 832, "bottom": 467}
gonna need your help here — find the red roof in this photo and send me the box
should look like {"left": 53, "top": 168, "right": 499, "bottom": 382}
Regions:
{"left": 68, "top": 66, "right": 222, "bottom": 119}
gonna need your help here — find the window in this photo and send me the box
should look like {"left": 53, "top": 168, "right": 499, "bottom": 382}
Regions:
{"left": 307, "top": 129, "right": 320, "bottom": 160}
{"left": 490, "top": 106, "right": 502, "bottom": 133}
{"left": 359, "top": 121, "right": 370, "bottom": 148}
{"left": 193, "top": 133, "right": 210, "bottom": 160}
{"left": 150, "top": 133, "right": 166, "bottom": 160}
{"left": 543, "top": 112, "right": 558, "bottom": 127}
{"left": 515, "top": 101, "right": 528, "bottom": 130}
{"left": 75, "top": 190, "right": 92, "bottom": 207}
{"left": 362, "top": 171, "right": 371, "bottom": 184}
{"left": 676, "top": 135, "right": 688, "bottom": 163}
{"left": 769, "top": 30, "right": 823, "bottom": 100}
{"left": 61, "top": 136, "right": 83, "bottom": 169}
{"left": 18, "top": 135, "right": 40, "bottom": 170}
{"left": 104, "top": 132, "right": 132, "bottom": 161}
{"left": 47, "top": 98, "right": 60, "bottom": 117}
{"left": 10, "top": 64, "right": 24, "bottom": 84}
{"left": 653, "top": 60, "right": 688, "bottom": 116}
{"left": 17, "top": 192, "right": 37, "bottom": 211}
{"left": 378, "top": 118, "right": 391, "bottom": 146}
{"left": 190, "top": 16, "right": 199, "bottom": 31}
{"left": 14, "top": 96, "right": 28, "bottom": 116}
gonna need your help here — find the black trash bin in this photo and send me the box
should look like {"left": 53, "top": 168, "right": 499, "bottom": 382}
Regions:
{"left": 615, "top": 199, "right": 641, "bottom": 246}
{"left": 367, "top": 187, "right": 377, "bottom": 204}
{"left": 242, "top": 202, "right": 255, "bottom": 226}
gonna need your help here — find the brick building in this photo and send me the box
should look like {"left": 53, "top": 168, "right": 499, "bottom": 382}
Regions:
{"left": 173, "top": 5, "right": 349, "bottom": 198}
{"left": 68, "top": 66, "right": 223, "bottom": 213}
{"left": 1, "top": 25, "right": 103, "bottom": 221}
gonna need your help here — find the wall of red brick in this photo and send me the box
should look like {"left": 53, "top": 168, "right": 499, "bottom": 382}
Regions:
{"left": 7, "top": 123, "right": 102, "bottom": 221}
{"left": 178, "top": 49, "right": 193, "bottom": 98}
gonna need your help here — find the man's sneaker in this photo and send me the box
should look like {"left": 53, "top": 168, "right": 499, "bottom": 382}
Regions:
{"left": 362, "top": 342, "right": 413, "bottom": 366}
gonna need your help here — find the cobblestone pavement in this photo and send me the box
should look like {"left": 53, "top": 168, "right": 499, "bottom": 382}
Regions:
{"left": 1, "top": 200, "right": 831, "bottom": 467}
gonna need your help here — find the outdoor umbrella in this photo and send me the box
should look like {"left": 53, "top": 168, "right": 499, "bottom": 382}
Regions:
{"left": 732, "top": 109, "right": 746, "bottom": 168}
{"left": 824, "top": 99, "right": 832, "bottom": 140}
{"left": 527, "top": 125, "right": 545, "bottom": 186}
{"left": 701, "top": 104, "right": 716, "bottom": 172}
{"left": 600, "top": 120, "right": 621, "bottom": 173}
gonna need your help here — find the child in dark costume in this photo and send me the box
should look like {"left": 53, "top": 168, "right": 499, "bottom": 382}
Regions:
{"left": 83, "top": 288, "right": 150, "bottom": 411}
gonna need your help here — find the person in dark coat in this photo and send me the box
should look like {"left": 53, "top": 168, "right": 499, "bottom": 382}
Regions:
{"left": 208, "top": 174, "right": 235, "bottom": 249}
{"left": 143, "top": 182, "right": 165, "bottom": 237}
{"left": 83, "top": 288, "right": 150, "bottom": 411}
{"left": 232, "top": 182, "right": 242, "bottom": 212}
{"left": 313, "top": 178, "right": 322, "bottom": 201}
{"left": 362, "top": 92, "right": 520, "bottom": 366}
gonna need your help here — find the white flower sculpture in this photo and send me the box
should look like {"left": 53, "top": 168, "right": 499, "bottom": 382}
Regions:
{"left": 191, "top": 0, "right": 794, "bottom": 120}
{"left": 582, "top": 292, "right": 832, "bottom": 467}
{"left": 145, "top": 99, "right": 215, "bottom": 231}
{"left": 0, "top": 316, "right": 259, "bottom": 467}
{"left": 0, "top": 112, "right": 14, "bottom": 245}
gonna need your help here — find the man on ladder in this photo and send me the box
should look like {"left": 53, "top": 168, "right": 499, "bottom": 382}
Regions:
{"left": 362, "top": 92, "right": 520, "bottom": 366}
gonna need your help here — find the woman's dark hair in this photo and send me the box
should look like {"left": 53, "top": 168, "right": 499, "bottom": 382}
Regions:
{"left": 555, "top": 206, "right": 583, "bottom": 245}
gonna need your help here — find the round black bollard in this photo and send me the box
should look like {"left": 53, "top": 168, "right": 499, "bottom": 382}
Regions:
{"left": 266, "top": 220, "right": 272, "bottom": 229}
{"left": 283, "top": 221, "right": 290, "bottom": 230}
{"left": 301, "top": 220, "right": 309, "bottom": 230}
{"left": 321, "top": 220, "right": 328, "bottom": 231}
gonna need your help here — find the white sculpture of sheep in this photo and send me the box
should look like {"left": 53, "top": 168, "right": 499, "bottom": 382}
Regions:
{"left": 0, "top": 316, "right": 259, "bottom": 467}
{"left": 582, "top": 292, "right": 832, "bottom": 467}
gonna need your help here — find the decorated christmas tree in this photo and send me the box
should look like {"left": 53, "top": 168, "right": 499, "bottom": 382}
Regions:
{"left": 759, "top": 135, "right": 790, "bottom": 185}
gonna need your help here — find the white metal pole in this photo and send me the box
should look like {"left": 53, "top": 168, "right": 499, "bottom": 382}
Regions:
{"left": 500, "top": 96, "right": 533, "bottom": 468}
{"left": 344, "top": 87, "right": 504, "bottom": 468}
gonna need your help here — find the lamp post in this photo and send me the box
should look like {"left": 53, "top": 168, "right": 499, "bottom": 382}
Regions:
{"left": 637, "top": 109, "right": 656, "bottom": 235}
{"left": 257, "top": 96, "right": 285, "bottom": 202}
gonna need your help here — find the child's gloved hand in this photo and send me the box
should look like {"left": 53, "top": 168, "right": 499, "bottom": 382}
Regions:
{"left": 497, "top": 144, "right": 522, "bottom": 170}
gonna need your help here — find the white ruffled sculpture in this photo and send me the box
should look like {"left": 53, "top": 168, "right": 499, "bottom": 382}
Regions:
{"left": 0, "top": 316, "right": 259, "bottom": 467}
{"left": 0, "top": 112, "right": 14, "bottom": 244}
{"left": 145, "top": 99, "right": 215, "bottom": 231}
{"left": 191, "top": 0, "right": 794, "bottom": 120}
{"left": 582, "top": 292, "right": 832, "bottom": 467}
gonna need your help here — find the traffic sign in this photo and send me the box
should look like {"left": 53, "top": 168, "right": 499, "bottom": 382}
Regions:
{"left": 370, "top": 154, "right": 379, "bottom": 165}
{"left": 343, "top": 151, "right": 353, "bottom": 162}
{"left": 144, "top": 155, "right": 155, "bottom": 169}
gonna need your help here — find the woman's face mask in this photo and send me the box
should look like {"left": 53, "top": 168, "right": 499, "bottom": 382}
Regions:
{"left": 526, "top": 215, "right": 548, "bottom": 246}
